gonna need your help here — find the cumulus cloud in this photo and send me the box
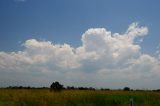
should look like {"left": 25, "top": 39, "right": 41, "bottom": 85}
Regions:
{"left": 0, "top": 22, "right": 160, "bottom": 89}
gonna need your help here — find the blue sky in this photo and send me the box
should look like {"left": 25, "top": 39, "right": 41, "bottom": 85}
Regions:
{"left": 0, "top": 0, "right": 160, "bottom": 53}
{"left": 0, "top": 0, "right": 160, "bottom": 89}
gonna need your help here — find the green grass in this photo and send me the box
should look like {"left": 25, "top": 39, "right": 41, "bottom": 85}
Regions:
{"left": 0, "top": 89, "right": 160, "bottom": 106}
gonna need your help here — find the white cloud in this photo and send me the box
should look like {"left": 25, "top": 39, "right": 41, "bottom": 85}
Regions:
{"left": 0, "top": 22, "right": 160, "bottom": 89}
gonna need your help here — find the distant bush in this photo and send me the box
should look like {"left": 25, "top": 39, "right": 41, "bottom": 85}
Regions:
{"left": 7, "top": 86, "right": 32, "bottom": 89}
{"left": 77, "top": 87, "right": 95, "bottom": 90}
{"left": 67, "top": 86, "right": 75, "bottom": 90}
{"left": 100, "top": 88, "right": 110, "bottom": 91}
{"left": 123, "top": 87, "right": 130, "bottom": 91}
{"left": 152, "top": 89, "right": 160, "bottom": 92}
{"left": 50, "top": 81, "right": 63, "bottom": 92}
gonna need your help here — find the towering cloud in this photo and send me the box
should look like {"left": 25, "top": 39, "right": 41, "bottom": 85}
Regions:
{"left": 0, "top": 22, "right": 160, "bottom": 89}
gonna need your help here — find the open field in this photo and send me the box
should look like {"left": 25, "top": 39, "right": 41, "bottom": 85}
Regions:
{"left": 0, "top": 89, "right": 160, "bottom": 106}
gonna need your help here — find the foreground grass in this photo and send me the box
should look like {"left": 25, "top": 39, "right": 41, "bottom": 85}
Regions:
{"left": 0, "top": 89, "right": 160, "bottom": 106}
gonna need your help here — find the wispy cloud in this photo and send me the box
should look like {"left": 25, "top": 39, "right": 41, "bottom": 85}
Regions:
{"left": 14, "top": 0, "right": 27, "bottom": 2}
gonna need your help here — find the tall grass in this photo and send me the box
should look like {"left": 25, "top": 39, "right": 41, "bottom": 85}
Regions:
{"left": 0, "top": 89, "right": 160, "bottom": 106}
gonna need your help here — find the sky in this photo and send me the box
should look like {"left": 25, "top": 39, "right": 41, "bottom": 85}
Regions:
{"left": 0, "top": 0, "right": 160, "bottom": 89}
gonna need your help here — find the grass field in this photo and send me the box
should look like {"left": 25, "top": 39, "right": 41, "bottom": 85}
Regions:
{"left": 0, "top": 89, "right": 160, "bottom": 106}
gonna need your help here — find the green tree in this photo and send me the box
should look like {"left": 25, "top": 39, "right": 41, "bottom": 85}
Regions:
{"left": 50, "top": 81, "right": 63, "bottom": 92}
{"left": 123, "top": 87, "right": 130, "bottom": 91}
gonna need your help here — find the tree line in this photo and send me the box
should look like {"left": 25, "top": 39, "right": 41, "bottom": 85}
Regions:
{"left": 3, "top": 81, "right": 160, "bottom": 92}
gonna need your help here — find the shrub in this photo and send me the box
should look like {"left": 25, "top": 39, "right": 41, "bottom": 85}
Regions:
{"left": 50, "top": 81, "right": 63, "bottom": 92}
{"left": 123, "top": 87, "right": 130, "bottom": 91}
